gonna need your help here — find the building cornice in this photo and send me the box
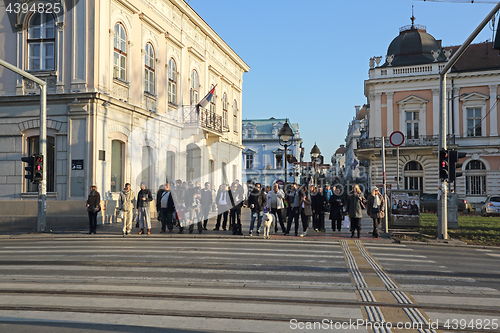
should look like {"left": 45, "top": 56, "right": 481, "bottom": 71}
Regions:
{"left": 139, "top": 12, "right": 164, "bottom": 33}
{"left": 165, "top": 32, "right": 185, "bottom": 49}
{"left": 170, "top": 0, "right": 250, "bottom": 72}
{"left": 113, "top": 0, "right": 140, "bottom": 14}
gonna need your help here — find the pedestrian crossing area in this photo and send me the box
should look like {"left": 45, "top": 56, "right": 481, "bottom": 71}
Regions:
{"left": 0, "top": 238, "right": 498, "bottom": 332}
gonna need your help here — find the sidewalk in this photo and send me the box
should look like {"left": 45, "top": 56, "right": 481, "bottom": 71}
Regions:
{"left": 0, "top": 208, "right": 392, "bottom": 242}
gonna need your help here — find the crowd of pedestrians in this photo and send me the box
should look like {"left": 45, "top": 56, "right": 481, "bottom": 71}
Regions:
{"left": 86, "top": 180, "right": 385, "bottom": 238}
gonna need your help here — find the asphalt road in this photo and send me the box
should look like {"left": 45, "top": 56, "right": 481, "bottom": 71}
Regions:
{"left": 0, "top": 234, "right": 499, "bottom": 333}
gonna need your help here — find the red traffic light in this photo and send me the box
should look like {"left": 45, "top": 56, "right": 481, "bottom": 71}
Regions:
{"left": 33, "top": 154, "right": 43, "bottom": 182}
{"left": 439, "top": 149, "right": 449, "bottom": 180}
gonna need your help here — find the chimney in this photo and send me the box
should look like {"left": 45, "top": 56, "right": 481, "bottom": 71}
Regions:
{"left": 355, "top": 105, "right": 361, "bottom": 116}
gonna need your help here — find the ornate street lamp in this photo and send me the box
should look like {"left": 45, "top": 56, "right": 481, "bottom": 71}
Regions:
{"left": 278, "top": 119, "right": 294, "bottom": 194}
{"left": 310, "top": 143, "right": 321, "bottom": 186}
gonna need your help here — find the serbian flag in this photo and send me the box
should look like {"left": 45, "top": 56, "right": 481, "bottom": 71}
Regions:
{"left": 197, "top": 85, "right": 216, "bottom": 109}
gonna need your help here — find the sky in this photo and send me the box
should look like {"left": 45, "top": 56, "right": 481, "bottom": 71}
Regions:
{"left": 187, "top": 0, "right": 499, "bottom": 161}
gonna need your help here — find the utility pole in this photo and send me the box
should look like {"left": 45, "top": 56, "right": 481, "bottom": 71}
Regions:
{"left": 438, "top": 2, "right": 500, "bottom": 239}
{"left": 0, "top": 59, "right": 47, "bottom": 232}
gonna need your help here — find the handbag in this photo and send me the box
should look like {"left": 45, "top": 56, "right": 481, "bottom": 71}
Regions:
{"left": 371, "top": 207, "right": 380, "bottom": 214}
{"left": 95, "top": 205, "right": 101, "bottom": 213}
{"left": 342, "top": 215, "right": 350, "bottom": 229}
{"left": 115, "top": 207, "right": 121, "bottom": 217}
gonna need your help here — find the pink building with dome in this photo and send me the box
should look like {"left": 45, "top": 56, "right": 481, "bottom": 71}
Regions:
{"left": 357, "top": 18, "right": 500, "bottom": 204}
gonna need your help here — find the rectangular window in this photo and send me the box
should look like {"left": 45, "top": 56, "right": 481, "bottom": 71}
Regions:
{"left": 223, "top": 110, "right": 228, "bottom": 129}
{"left": 405, "top": 111, "right": 419, "bottom": 139}
{"left": 114, "top": 52, "right": 126, "bottom": 80}
{"left": 111, "top": 140, "right": 124, "bottom": 192}
{"left": 466, "top": 108, "right": 482, "bottom": 137}
{"left": 190, "top": 90, "right": 199, "bottom": 105}
{"left": 168, "top": 81, "right": 176, "bottom": 104}
{"left": 144, "top": 68, "right": 154, "bottom": 94}
{"left": 245, "top": 155, "right": 253, "bottom": 169}
{"left": 466, "top": 175, "right": 486, "bottom": 195}
{"left": 28, "top": 43, "right": 41, "bottom": 70}
{"left": 275, "top": 154, "right": 283, "bottom": 169}
{"left": 404, "top": 176, "right": 423, "bottom": 191}
{"left": 166, "top": 151, "right": 175, "bottom": 183}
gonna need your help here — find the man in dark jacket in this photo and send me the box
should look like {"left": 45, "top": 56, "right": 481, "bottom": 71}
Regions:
{"left": 200, "top": 182, "right": 213, "bottom": 230}
{"left": 329, "top": 186, "right": 345, "bottom": 232}
{"left": 137, "top": 182, "right": 153, "bottom": 234}
{"left": 157, "top": 183, "right": 176, "bottom": 233}
{"left": 247, "top": 183, "right": 267, "bottom": 236}
{"left": 228, "top": 182, "right": 244, "bottom": 235}
{"left": 285, "top": 183, "right": 301, "bottom": 236}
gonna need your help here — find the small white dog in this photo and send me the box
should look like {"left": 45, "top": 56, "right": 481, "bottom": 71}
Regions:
{"left": 262, "top": 212, "right": 275, "bottom": 239}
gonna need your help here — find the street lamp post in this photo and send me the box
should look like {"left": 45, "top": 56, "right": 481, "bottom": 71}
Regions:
{"left": 278, "top": 119, "right": 294, "bottom": 194}
{"left": 310, "top": 143, "right": 321, "bottom": 186}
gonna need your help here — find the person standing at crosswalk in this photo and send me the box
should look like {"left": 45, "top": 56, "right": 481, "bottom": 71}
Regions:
{"left": 86, "top": 185, "right": 101, "bottom": 234}
{"left": 346, "top": 184, "right": 366, "bottom": 238}
{"left": 119, "top": 183, "right": 136, "bottom": 235}
{"left": 157, "top": 183, "right": 176, "bottom": 233}
{"left": 137, "top": 182, "right": 153, "bottom": 235}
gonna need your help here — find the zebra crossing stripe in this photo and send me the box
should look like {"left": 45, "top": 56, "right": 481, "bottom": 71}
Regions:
{"left": 340, "top": 239, "right": 442, "bottom": 333}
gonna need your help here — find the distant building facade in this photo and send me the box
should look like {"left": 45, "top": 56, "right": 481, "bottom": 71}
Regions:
{"left": 357, "top": 18, "right": 500, "bottom": 204}
{"left": 0, "top": 0, "right": 249, "bottom": 228}
{"left": 242, "top": 118, "right": 302, "bottom": 186}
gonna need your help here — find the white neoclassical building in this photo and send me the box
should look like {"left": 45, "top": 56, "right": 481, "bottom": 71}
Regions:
{"left": 0, "top": 0, "right": 249, "bottom": 229}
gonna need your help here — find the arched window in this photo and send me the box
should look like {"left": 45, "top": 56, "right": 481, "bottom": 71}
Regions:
{"left": 222, "top": 93, "right": 228, "bottom": 129}
{"left": 186, "top": 143, "right": 201, "bottom": 182}
{"left": 144, "top": 43, "right": 155, "bottom": 94}
{"left": 465, "top": 160, "right": 486, "bottom": 195}
{"left": 141, "top": 146, "right": 153, "bottom": 188}
{"left": 403, "top": 160, "right": 423, "bottom": 191}
{"left": 113, "top": 23, "right": 127, "bottom": 80}
{"left": 190, "top": 70, "right": 199, "bottom": 105}
{"left": 168, "top": 59, "right": 177, "bottom": 104}
{"left": 404, "top": 161, "right": 423, "bottom": 170}
{"left": 111, "top": 140, "right": 124, "bottom": 192}
{"left": 233, "top": 100, "right": 238, "bottom": 133}
{"left": 28, "top": 13, "right": 55, "bottom": 70}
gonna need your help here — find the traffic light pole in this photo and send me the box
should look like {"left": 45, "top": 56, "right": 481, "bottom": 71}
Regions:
{"left": 0, "top": 59, "right": 47, "bottom": 232}
{"left": 438, "top": 2, "right": 500, "bottom": 239}
{"left": 438, "top": 75, "right": 448, "bottom": 239}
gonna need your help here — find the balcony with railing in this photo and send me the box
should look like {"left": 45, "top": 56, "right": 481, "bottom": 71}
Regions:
{"left": 358, "top": 135, "right": 455, "bottom": 149}
{"left": 182, "top": 105, "right": 222, "bottom": 134}
{"left": 369, "top": 62, "right": 447, "bottom": 80}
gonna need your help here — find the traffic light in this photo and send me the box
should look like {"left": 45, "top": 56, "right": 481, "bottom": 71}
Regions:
{"left": 21, "top": 155, "right": 35, "bottom": 182}
{"left": 33, "top": 154, "right": 43, "bottom": 182}
{"left": 449, "top": 150, "right": 467, "bottom": 182}
{"left": 439, "top": 149, "right": 449, "bottom": 180}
